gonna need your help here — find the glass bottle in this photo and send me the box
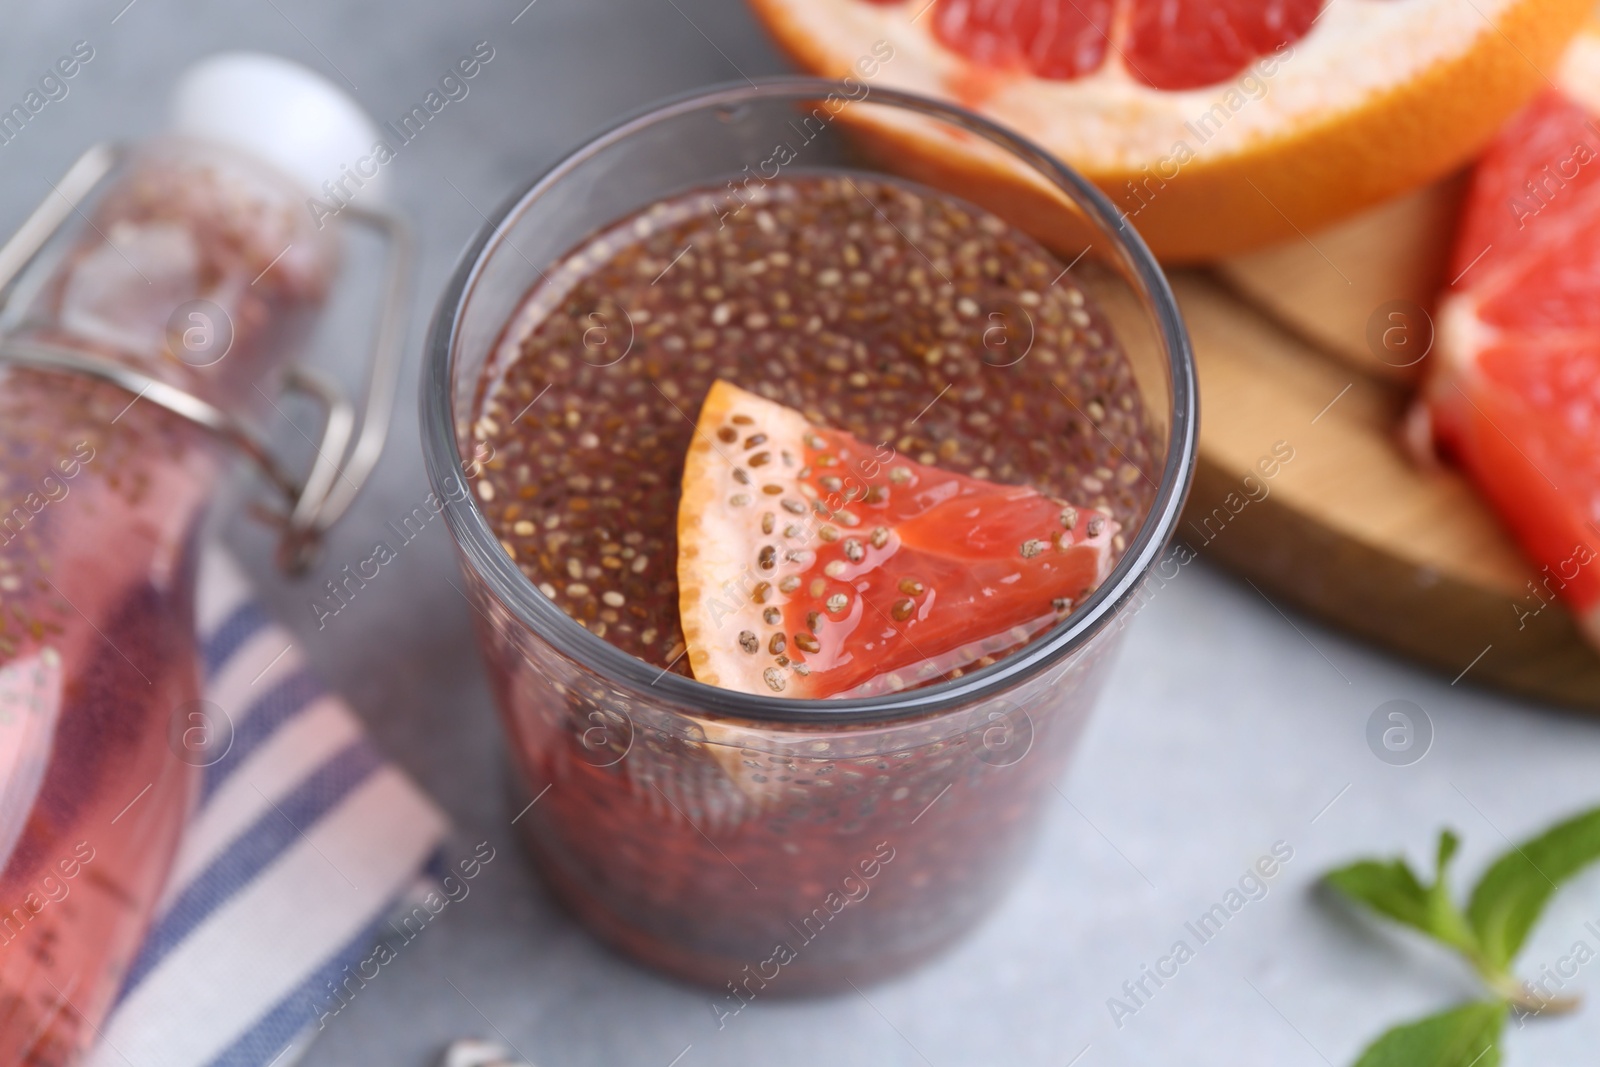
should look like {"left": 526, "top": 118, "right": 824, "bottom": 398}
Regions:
{"left": 0, "top": 54, "right": 399, "bottom": 1064}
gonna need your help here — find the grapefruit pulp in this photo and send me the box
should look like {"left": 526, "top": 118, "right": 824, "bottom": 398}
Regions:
{"left": 678, "top": 381, "right": 1118, "bottom": 698}
{"left": 1428, "top": 26, "right": 1600, "bottom": 646}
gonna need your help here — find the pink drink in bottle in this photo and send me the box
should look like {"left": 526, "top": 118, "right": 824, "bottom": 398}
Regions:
{"left": 0, "top": 55, "right": 393, "bottom": 1064}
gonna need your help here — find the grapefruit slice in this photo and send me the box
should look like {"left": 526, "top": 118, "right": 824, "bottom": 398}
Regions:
{"left": 1427, "top": 26, "right": 1600, "bottom": 646}
{"left": 678, "top": 380, "right": 1117, "bottom": 698}
{"left": 746, "top": 0, "right": 1588, "bottom": 260}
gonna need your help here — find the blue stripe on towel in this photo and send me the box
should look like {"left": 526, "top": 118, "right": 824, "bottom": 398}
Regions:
{"left": 206, "top": 905, "right": 397, "bottom": 1067}
{"left": 202, "top": 669, "right": 325, "bottom": 801}
{"left": 120, "top": 739, "right": 384, "bottom": 993}
{"left": 202, "top": 602, "right": 270, "bottom": 680}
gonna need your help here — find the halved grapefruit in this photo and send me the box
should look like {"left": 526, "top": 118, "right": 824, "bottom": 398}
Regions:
{"left": 678, "top": 381, "right": 1117, "bottom": 698}
{"left": 1427, "top": 25, "right": 1600, "bottom": 646}
{"left": 746, "top": 0, "right": 1588, "bottom": 261}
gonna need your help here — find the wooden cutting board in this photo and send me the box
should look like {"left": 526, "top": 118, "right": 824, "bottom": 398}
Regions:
{"left": 1174, "top": 224, "right": 1600, "bottom": 708}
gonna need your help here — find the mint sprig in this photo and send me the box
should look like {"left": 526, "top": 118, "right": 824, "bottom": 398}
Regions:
{"left": 1323, "top": 804, "right": 1600, "bottom": 1065}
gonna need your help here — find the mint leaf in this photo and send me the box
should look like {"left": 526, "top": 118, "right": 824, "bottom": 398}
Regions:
{"left": 1326, "top": 857, "right": 1430, "bottom": 928}
{"left": 1324, "top": 830, "right": 1478, "bottom": 957}
{"left": 1467, "top": 804, "right": 1600, "bottom": 970}
{"left": 1437, "top": 829, "right": 1460, "bottom": 873}
{"left": 1350, "top": 1002, "right": 1504, "bottom": 1067}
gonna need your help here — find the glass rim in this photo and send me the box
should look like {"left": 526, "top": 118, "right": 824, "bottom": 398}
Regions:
{"left": 421, "top": 76, "right": 1198, "bottom": 727}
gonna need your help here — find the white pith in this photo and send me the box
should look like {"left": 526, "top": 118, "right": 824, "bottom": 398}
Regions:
{"left": 1559, "top": 25, "right": 1600, "bottom": 113}
{"left": 678, "top": 383, "right": 818, "bottom": 693}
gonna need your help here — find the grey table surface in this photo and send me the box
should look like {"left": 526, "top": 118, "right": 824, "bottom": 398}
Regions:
{"left": 8, "top": 1, "right": 1600, "bottom": 1064}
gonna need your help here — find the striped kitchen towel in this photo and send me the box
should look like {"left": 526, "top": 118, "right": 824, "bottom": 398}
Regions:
{"left": 86, "top": 547, "right": 450, "bottom": 1067}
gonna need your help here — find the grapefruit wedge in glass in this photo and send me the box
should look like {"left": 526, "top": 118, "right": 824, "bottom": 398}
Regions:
{"left": 745, "top": 0, "right": 1589, "bottom": 260}
{"left": 1428, "top": 25, "right": 1600, "bottom": 646}
{"left": 677, "top": 381, "right": 1117, "bottom": 698}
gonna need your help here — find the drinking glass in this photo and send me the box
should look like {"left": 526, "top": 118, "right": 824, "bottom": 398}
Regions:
{"left": 422, "top": 79, "right": 1196, "bottom": 994}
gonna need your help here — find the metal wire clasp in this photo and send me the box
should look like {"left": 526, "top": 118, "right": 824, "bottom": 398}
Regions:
{"left": 0, "top": 143, "right": 414, "bottom": 575}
